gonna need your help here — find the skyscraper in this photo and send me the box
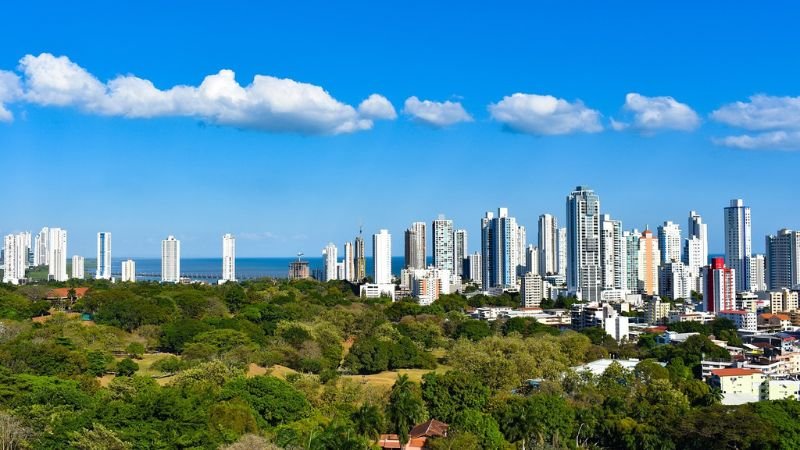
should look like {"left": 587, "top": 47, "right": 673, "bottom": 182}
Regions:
{"left": 34, "top": 227, "right": 48, "bottom": 267}
{"left": 354, "top": 233, "right": 366, "bottom": 281}
{"left": 703, "top": 257, "right": 736, "bottom": 312}
{"left": 766, "top": 229, "right": 800, "bottom": 289}
{"left": 516, "top": 225, "right": 527, "bottom": 276}
{"left": 750, "top": 254, "right": 767, "bottom": 292}
{"left": 525, "top": 245, "right": 538, "bottom": 276}
{"left": 96, "top": 232, "right": 112, "bottom": 280}
{"left": 122, "top": 259, "right": 136, "bottom": 282}
{"left": 638, "top": 229, "right": 661, "bottom": 296}
{"left": 566, "top": 186, "right": 601, "bottom": 301}
{"left": 72, "top": 255, "right": 85, "bottom": 279}
{"left": 2, "top": 233, "right": 27, "bottom": 284}
{"left": 454, "top": 229, "right": 468, "bottom": 279}
{"left": 468, "top": 252, "right": 482, "bottom": 284}
{"left": 48, "top": 228, "right": 68, "bottom": 282}
{"left": 600, "top": 214, "right": 626, "bottom": 291}
{"left": 221, "top": 233, "right": 236, "bottom": 283}
{"left": 322, "top": 242, "right": 338, "bottom": 281}
{"left": 538, "top": 214, "right": 559, "bottom": 276}
{"left": 657, "top": 221, "right": 681, "bottom": 264}
{"left": 432, "top": 216, "right": 454, "bottom": 272}
{"left": 373, "top": 229, "right": 392, "bottom": 284}
{"left": 624, "top": 229, "right": 641, "bottom": 294}
{"left": 343, "top": 241, "right": 355, "bottom": 282}
{"left": 687, "top": 211, "right": 708, "bottom": 266}
{"left": 481, "top": 208, "right": 519, "bottom": 290}
{"left": 404, "top": 222, "right": 426, "bottom": 269}
{"left": 161, "top": 235, "right": 180, "bottom": 283}
{"left": 558, "top": 227, "right": 567, "bottom": 276}
{"left": 725, "top": 199, "right": 752, "bottom": 291}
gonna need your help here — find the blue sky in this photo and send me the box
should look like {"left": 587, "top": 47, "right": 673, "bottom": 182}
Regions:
{"left": 2, "top": 1, "right": 800, "bottom": 257}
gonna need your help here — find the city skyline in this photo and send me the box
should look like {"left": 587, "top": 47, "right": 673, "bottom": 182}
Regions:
{"left": 3, "top": 3, "right": 800, "bottom": 258}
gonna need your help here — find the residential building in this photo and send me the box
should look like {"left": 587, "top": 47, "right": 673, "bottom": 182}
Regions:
{"left": 121, "top": 259, "right": 136, "bottom": 282}
{"left": 516, "top": 225, "right": 527, "bottom": 276}
{"left": 454, "top": 229, "right": 468, "bottom": 279}
{"left": 645, "top": 296, "right": 671, "bottom": 325}
{"left": 659, "top": 261, "right": 692, "bottom": 300}
{"left": 658, "top": 221, "right": 682, "bottom": 263}
{"left": 360, "top": 283, "right": 395, "bottom": 300}
{"left": 161, "top": 235, "right": 180, "bottom": 283}
{"left": 520, "top": 272, "right": 544, "bottom": 308}
{"left": 289, "top": 259, "right": 310, "bottom": 280}
{"left": 343, "top": 242, "right": 355, "bottom": 282}
{"left": 709, "top": 368, "right": 765, "bottom": 405}
{"left": 538, "top": 214, "right": 559, "bottom": 276}
{"left": 758, "top": 313, "right": 792, "bottom": 332}
{"left": 354, "top": 233, "right": 366, "bottom": 281}
{"left": 766, "top": 229, "right": 800, "bottom": 290}
{"left": 2, "top": 233, "right": 28, "bottom": 284}
{"left": 34, "top": 227, "right": 49, "bottom": 267}
{"left": 686, "top": 211, "right": 708, "bottom": 270}
{"left": 566, "top": 186, "right": 602, "bottom": 301}
{"left": 481, "top": 208, "right": 519, "bottom": 290}
{"left": 373, "top": 229, "right": 392, "bottom": 284}
{"left": 221, "top": 233, "right": 236, "bottom": 283}
{"left": 432, "top": 216, "right": 454, "bottom": 272}
{"left": 322, "top": 242, "right": 338, "bottom": 281}
{"left": 525, "top": 245, "right": 538, "bottom": 276}
{"left": 764, "top": 288, "right": 799, "bottom": 313}
{"left": 718, "top": 310, "right": 757, "bottom": 332}
{"left": 751, "top": 254, "right": 767, "bottom": 292}
{"left": 600, "top": 214, "right": 626, "bottom": 292}
{"left": 725, "top": 199, "right": 752, "bottom": 291}
{"left": 467, "top": 252, "right": 481, "bottom": 284}
{"left": 48, "top": 228, "right": 68, "bottom": 282}
{"left": 638, "top": 229, "right": 660, "bottom": 296}
{"left": 404, "top": 222, "right": 426, "bottom": 269}
{"left": 557, "top": 227, "right": 567, "bottom": 276}
{"left": 703, "top": 257, "right": 736, "bottom": 312}
{"left": 71, "top": 255, "right": 84, "bottom": 279}
{"left": 570, "top": 302, "right": 629, "bottom": 342}
{"left": 410, "top": 267, "right": 451, "bottom": 306}
{"left": 624, "top": 229, "right": 640, "bottom": 294}
{"left": 96, "top": 231, "right": 112, "bottom": 280}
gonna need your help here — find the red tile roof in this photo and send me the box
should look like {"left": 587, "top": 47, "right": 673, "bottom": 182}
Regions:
{"left": 409, "top": 419, "right": 449, "bottom": 439}
{"left": 711, "top": 368, "right": 762, "bottom": 377}
{"left": 760, "top": 313, "right": 790, "bottom": 321}
{"left": 46, "top": 287, "right": 89, "bottom": 299}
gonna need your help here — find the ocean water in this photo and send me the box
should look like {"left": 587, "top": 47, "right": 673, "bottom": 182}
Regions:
{"left": 105, "top": 257, "right": 411, "bottom": 281}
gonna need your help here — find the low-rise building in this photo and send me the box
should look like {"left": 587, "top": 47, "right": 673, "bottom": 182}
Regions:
{"left": 709, "top": 368, "right": 765, "bottom": 405}
{"left": 360, "top": 283, "right": 396, "bottom": 301}
{"left": 758, "top": 313, "right": 792, "bottom": 332}
{"left": 718, "top": 310, "right": 757, "bottom": 332}
{"left": 668, "top": 310, "right": 716, "bottom": 324}
{"left": 762, "top": 379, "right": 800, "bottom": 400}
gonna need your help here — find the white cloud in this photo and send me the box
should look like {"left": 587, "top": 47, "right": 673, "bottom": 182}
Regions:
{"left": 712, "top": 131, "right": 800, "bottom": 151}
{"left": 615, "top": 93, "right": 700, "bottom": 132}
{"left": 711, "top": 95, "right": 800, "bottom": 131}
{"left": 358, "top": 94, "right": 397, "bottom": 120}
{"left": 0, "top": 70, "right": 22, "bottom": 122}
{"left": 402, "top": 96, "right": 472, "bottom": 127}
{"left": 488, "top": 93, "right": 602, "bottom": 135}
{"left": 12, "top": 53, "right": 393, "bottom": 134}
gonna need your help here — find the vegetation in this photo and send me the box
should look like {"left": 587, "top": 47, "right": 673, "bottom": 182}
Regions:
{"left": 0, "top": 279, "right": 795, "bottom": 449}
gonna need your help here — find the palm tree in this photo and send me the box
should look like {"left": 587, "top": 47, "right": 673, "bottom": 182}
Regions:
{"left": 386, "top": 374, "right": 426, "bottom": 446}
{"left": 351, "top": 404, "right": 384, "bottom": 441}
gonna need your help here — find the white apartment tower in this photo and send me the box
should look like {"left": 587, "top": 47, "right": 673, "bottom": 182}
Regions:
{"left": 161, "top": 236, "right": 180, "bottom": 283}
{"left": 122, "top": 259, "right": 136, "bottom": 282}
{"left": 48, "top": 228, "right": 68, "bottom": 282}
{"left": 96, "top": 232, "right": 112, "bottom": 280}
{"left": 725, "top": 199, "right": 752, "bottom": 291}
{"left": 454, "top": 229, "right": 468, "bottom": 279}
{"left": 566, "top": 186, "right": 602, "bottom": 301}
{"left": 404, "top": 222, "right": 426, "bottom": 269}
{"left": 525, "top": 245, "right": 539, "bottom": 276}
{"left": 72, "top": 255, "right": 85, "bottom": 279}
{"left": 520, "top": 272, "right": 544, "bottom": 308}
{"left": 34, "top": 227, "right": 49, "bottom": 267}
{"left": 468, "top": 252, "right": 482, "bottom": 284}
{"left": 481, "top": 208, "right": 519, "bottom": 290}
{"left": 2, "top": 233, "right": 28, "bottom": 284}
{"left": 657, "top": 221, "right": 682, "bottom": 264}
{"left": 343, "top": 241, "right": 355, "bottom": 282}
{"left": 538, "top": 214, "right": 559, "bottom": 276}
{"left": 432, "top": 216, "right": 454, "bottom": 272}
{"left": 322, "top": 242, "right": 338, "bottom": 282}
{"left": 373, "top": 229, "right": 392, "bottom": 284}
{"left": 558, "top": 227, "right": 567, "bottom": 276}
{"left": 221, "top": 233, "right": 236, "bottom": 283}
{"left": 600, "top": 214, "right": 626, "bottom": 291}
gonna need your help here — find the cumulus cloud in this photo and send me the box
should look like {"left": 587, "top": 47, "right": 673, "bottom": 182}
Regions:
{"left": 0, "top": 70, "right": 22, "bottom": 122}
{"left": 711, "top": 95, "right": 800, "bottom": 150}
{"left": 357, "top": 94, "right": 396, "bottom": 120}
{"left": 402, "top": 96, "right": 472, "bottom": 127}
{"left": 9, "top": 53, "right": 394, "bottom": 134}
{"left": 488, "top": 93, "right": 602, "bottom": 135}
{"left": 614, "top": 93, "right": 700, "bottom": 132}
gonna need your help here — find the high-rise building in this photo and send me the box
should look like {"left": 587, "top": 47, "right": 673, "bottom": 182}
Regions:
{"left": 404, "top": 222, "right": 426, "bottom": 269}
{"left": 409, "top": 267, "right": 452, "bottom": 306}
{"left": 20, "top": 232, "right": 31, "bottom": 268}
{"left": 725, "top": 199, "right": 752, "bottom": 291}
{"left": 525, "top": 245, "right": 538, "bottom": 276}
{"left": 467, "top": 252, "right": 482, "bottom": 284}
{"left": 289, "top": 258, "right": 310, "bottom": 280}
{"left": 481, "top": 208, "right": 519, "bottom": 290}
{"left": 566, "top": 186, "right": 601, "bottom": 301}
{"left": 600, "top": 214, "right": 626, "bottom": 291}
{"left": 48, "top": 228, "right": 68, "bottom": 282}
{"left": 34, "top": 227, "right": 49, "bottom": 267}
{"left": 122, "top": 259, "right": 136, "bottom": 282}
{"left": 557, "top": 227, "right": 567, "bottom": 276}
{"left": 96, "top": 232, "right": 112, "bottom": 280}
{"left": 2, "top": 233, "right": 27, "bottom": 284}
{"left": 516, "top": 225, "right": 527, "bottom": 276}
{"left": 161, "top": 235, "right": 180, "bottom": 283}
{"left": 538, "top": 214, "right": 559, "bottom": 276}
{"left": 72, "top": 255, "right": 85, "bottom": 279}
{"left": 373, "top": 229, "right": 392, "bottom": 284}
{"left": 454, "top": 229, "right": 468, "bottom": 279}
{"left": 766, "top": 229, "right": 800, "bottom": 290}
{"left": 659, "top": 261, "right": 691, "bottom": 300}
{"left": 686, "top": 211, "right": 708, "bottom": 267}
{"left": 432, "top": 216, "right": 454, "bottom": 272}
{"left": 354, "top": 233, "right": 366, "bottom": 281}
{"left": 638, "top": 229, "right": 661, "bottom": 296}
{"left": 221, "top": 233, "right": 236, "bottom": 283}
{"left": 520, "top": 272, "right": 544, "bottom": 308}
{"left": 703, "top": 257, "right": 736, "bottom": 312}
{"left": 624, "top": 229, "right": 641, "bottom": 294}
{"left": 657, "top": 221, "right": 682, "bottom": 263}
{"left": 750, "top": 254, "right": 767, "bottom": 292}
{"left": 322, "top": 242, "right": 338, "bottom": 281}
{"left": 343, "top": 242, "right": 355, "bottom": 282}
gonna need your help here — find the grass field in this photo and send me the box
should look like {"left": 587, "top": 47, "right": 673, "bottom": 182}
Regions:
{"left": 98, "top": 352, "right": 179, "bottom": 387}
{"left": 256, "top": 363, "right": 451, "bottom": 390}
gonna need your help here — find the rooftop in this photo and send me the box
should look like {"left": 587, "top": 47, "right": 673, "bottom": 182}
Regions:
{"left": 711, "top": 368, "right": 762, "bottom": 377}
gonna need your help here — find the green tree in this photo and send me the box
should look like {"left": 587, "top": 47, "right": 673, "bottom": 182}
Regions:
{"left": 125, "top": 342, "right": 145, "bottom": 359}
{"left": 386, "top": 374, "right": 427, "bottom": 446}
{"left": 421, "top": 371, "right": 490, "bottom": 423}
{"left": 68, "top": 423, "right": 131, "bottom": 450}
{"left": 220, "top": 376, "right": 311, "bottom": 427}
{"left": 116, "top": 358, "right": 139, "bottom": 376}
{"left": 351, "top": 404, "right": 384, "bottom": 440}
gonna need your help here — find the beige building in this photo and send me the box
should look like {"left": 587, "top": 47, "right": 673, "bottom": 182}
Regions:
{"left": 709, "top": 368, "right": 765, "bottom": 405}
